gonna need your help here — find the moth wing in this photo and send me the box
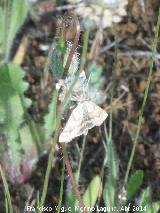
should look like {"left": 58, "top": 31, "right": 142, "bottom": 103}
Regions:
{"left": 59, "top": 101, "right": 108, "bottom": 143}
{"left": 59, "top": 103, "right": 85, "bottom": 143}
{"left": 84, "top": 101, "right": 108, "bottom": 127}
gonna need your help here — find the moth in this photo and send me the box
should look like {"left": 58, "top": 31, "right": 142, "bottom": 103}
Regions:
{"left": 58, "top": 71, "right": 108, "bottom": 143}
{"left": 59, "top": 100, "right": 108, "bottom": 143}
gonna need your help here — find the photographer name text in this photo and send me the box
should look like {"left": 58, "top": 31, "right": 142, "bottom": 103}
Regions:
{"left": 27, "top": 204, "right": 147, "bottom": 212}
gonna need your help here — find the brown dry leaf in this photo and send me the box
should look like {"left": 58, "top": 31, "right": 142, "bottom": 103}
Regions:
{"left": 138, "top": 144, "right": 146, "bottom": 156}
{"left": 34, "top": 56, "right": 46, "bottom": 68}
{"left": 126, "top": 93, "right": 137, "bottom": 118}
{"left": 138, "top": 80, "right": 146, "bottom": 93}
{"left": 138, "top": 58, "right": 148, "bottom": 69}
{"left": 112, "top": 99, "right": 124, "bottom": 117}
{"left": 127, "top": 38, "right": 136, "bottom": 46}
{"left": 155, "top": 82, "right": 160, "bottom": 92}
{"left": 144, "top": 158, "right": 149, "bottom": 167}
{"left": 125, "top": 22, "right": 137, "bottom": 33}
{"left": 115, "top": 67, "right": 121, "bottom": 77}
{"left": 13, "top": 36, "right": 28, "bottom": 65}
{"left": 36, "top": 0, "right": 55, "bottom": 14}
{"left": 122, "top": 120, "right": 137, "bottom": 134}
{"left": 154, "top": 145, "right": 160, "bottom": 170}
{"left": 130, "top": 0, "right": 141, "bottom": 20}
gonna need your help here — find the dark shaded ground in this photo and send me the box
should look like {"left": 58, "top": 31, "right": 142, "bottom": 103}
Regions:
{"left": 0, "top": 0, "right": 160, "bottom": 212}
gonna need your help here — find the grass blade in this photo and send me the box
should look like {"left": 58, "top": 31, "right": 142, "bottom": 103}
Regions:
{"left": 124, "top": 10, "right": 160, "bottom": 185}
{"left": 0, "top": 165, "right": 13, "bottom": 213}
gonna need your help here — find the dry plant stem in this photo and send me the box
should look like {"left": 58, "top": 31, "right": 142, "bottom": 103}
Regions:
{"left": 61, "top": 144, "right": 88, "bottom": 213}
{"left": 39, "top": 30, "right": 89, "bottom": 211}
{"left": 99, "top": 38, "right": 122, "bottom": 54}
{"left": 61, "top": 30, "right": 89, "bottom": 112}
{"left": 107, "top": 50, "right": 160, "bottom": 65}
{"left": 117, "top": 51, "right": 160, "bottom": 59}
{"left": 13, "top": 36, "right": 28, "bottom": 65}
{"left": 124, "top": 11, "right": 160, "bottom": 185}
{"left": 57, "top": 144, "right": 67, "bottom": 213}
{"left": 88, "top": 29, "right": 101, "bottom": 61}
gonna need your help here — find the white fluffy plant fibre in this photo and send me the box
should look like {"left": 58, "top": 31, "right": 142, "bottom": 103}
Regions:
{"left": 67, "top": 0, "right": 128, "bottom": 29}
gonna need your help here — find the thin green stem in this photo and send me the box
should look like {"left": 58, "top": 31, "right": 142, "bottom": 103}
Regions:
{"left": 38, "top": 107, "right": 63, "bottom": 209}
{"left": 39, "top": 147, "right": 55, "bottom": 211}
{"left": 5, "top": 194, "right": 9, "bottom": 213}
{"left": 76, "top": 136, "right": 86, "bottom": 183}
{"left": 108, "top": 85, "right": 113, "bottom": 142}
{"left": 96, "top": 159, "right": 105, "bottom": 212}
{"left": 124, "top": 11, "right": 160, "bottom": 185}
{"left": 108, "top": 37, "right": 118, "bottom": 143}
{"left": 0, "top": 165, "right": 13, "bottom": 213}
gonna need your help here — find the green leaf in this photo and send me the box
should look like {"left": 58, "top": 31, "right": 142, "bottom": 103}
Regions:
{"left": 0, "top": 64, "right": 34, "bottom": 183}
{"left": 67, "top": 175, "right": 101, "bottom": 212}
{"left": 146, "top": 201, "right": 160, "bottom": 213}
{"left": 103, "top": 141, "right": 118, "bottom": 207}
{"left": 0, "top": 63, "right": 31, "bottom": 133}
{"left": 103, "top": 182, "right": 116, "bottom": 208}
{"left": 49, "top": 40, "right": 79, "bottom": 79}
{"left": 139, "top": 187, "right": 151, "bottom": 208}
{"left": 1, "top": 119, "right": 46, "bottom": 183}
{"left": 0, "top": 83, "right": 24, "bottom": 131}
{"left": 107, "top": 142, "right": 118, "bottom": 181}
{"left": 0, "top": 140, "right": 5, "bottom": 159}
{"left": 6, "top": 0, "right": 29, "bottom": 60}
{"left": 138, "top": 187, "right": 160, "bottom": 213}
{"left": 86, "top": 61, "right": 104, "bottom": 89}
{"left": 44, "top": 91, "right": 58, "bottom": 136}
{"left": 26, "top": 119, "right": 47, "bottom": 154}
{"left": 127, "top": 170, "right": 144, "bottom": 200}
{"left": 0, "top": 7, "right": 5, "bottom": 57}
{"left": 19, "top": 123, "right": 38, "bottom": 164}
{"left": 83, "top": 176, "right": 101, "bottom": 208}
{"left": 0, "top": 84, "right": 24, "bottom": 181}
{"left": 49, "top": 42, "right": 64, "bottom": 79}
{"left": 0, "top": 63, "right": 32, "bottom": 109}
